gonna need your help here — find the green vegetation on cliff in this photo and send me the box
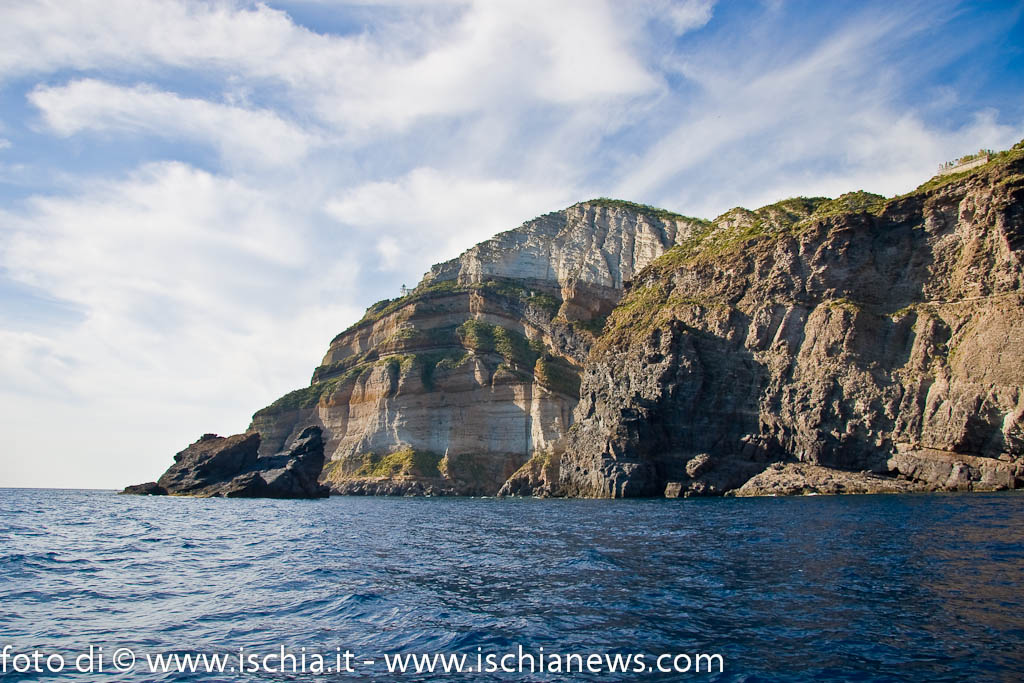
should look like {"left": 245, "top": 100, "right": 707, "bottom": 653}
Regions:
{"left": 354, "top": 447, "right": 443, "bottom": 478}
{"left": 534, "top": 355, "right": 581, "bottom": 398}
{"left": 420, "top": 350, "right": 471, "bottom": 389}
{"left": 908, "top": 139, "right": 1024, "bottom": 195}
{"left": 808, "top": 191, "right": 886, "bottom": 218}
{"left": 335, "top": 277, "right": 564, "bottom": 345}
{"left": 581, "top": 198, "right": 711, "bottom": 224}
{"left": 456, "top": 319, "right": 545, "bottom": 368}
{"left": 597, "top": 139, "right": 1024, "bottom": 354}
{"left": 253, "top": 375, "right": 346, "bottom": 416}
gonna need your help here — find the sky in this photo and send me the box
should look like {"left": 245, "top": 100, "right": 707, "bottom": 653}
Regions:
{"left": 1, "top": 0, "right": 1022, "bottom": 489}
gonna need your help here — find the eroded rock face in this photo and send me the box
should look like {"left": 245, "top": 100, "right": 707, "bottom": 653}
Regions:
{"left": 558, "top": 156, "right": 1024, "bottom": 497}
{"left": 130, "top": 146, "right": 1024, "bottom": 498}
{"left": 421, "top": 202, "right": 708, "bottom": 321}
{"left": 249, "top": 201, "right": 696, "bottom": 495}
{"left": 122, "top": 427, "right": 329, "bottom": 498}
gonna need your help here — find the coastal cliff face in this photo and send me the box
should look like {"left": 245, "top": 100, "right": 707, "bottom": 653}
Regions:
{"left": 556, "top": 149, "right": 1024, "bottom": 497}
{"left": 131, "top": 142, "right": 1024, "bottom": 498}
{"left": 249, "top": 202, "right": 702, "bottom": 495}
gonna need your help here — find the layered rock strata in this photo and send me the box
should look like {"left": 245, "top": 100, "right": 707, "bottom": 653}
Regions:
{"left": 249, "top": 201, "right": 704, "bottom": 495}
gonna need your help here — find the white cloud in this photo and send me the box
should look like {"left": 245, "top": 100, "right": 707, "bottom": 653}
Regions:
{"left": 0, "top": 138, "right": 10, "bottom": 150}
{"left": 0, "top": 162, "right": 362, "bottom": 487}
{"left": 2, "top": 0, "right": 659, "bottom": 134}
{"left": 663, "top": 0, "right": 717, "bottom": 34}
{"left": 29, "top": 79, "right": 316, "bottom": 167}
{"left": 615, "top": 7, "right": 1024, "bottom": 217}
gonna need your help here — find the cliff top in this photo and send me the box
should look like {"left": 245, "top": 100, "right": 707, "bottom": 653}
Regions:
{"left": 572, "top": 198, "right": 711, "bottom": 225}
{"left": 337, "top": 137, "right": 1024, "bottom": 342}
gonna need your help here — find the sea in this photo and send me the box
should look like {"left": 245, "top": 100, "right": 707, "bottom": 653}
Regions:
{"left": 1, "top": 489, "right": 1022, "bottom": 681}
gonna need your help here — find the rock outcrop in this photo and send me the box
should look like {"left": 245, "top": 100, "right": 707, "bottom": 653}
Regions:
{"left": 557, "top": 144, "right": 1024, "bottom": 497}
{"left": 119, "top": 482, "right": 166, "bottom": 496}
{"left": 122, "top": 426, "right": 329, "bottom": 498}
{"left": 249, "top": 201, "right": 704, "bottom": 495}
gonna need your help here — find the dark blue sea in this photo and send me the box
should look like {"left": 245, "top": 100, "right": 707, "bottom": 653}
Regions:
{"left": 1, "top": 489, "right": 1022, "bottom": 681}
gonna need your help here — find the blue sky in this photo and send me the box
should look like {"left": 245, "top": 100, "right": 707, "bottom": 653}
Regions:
{"left": 1, "top": 0, "right": 1022, "bottom": 488}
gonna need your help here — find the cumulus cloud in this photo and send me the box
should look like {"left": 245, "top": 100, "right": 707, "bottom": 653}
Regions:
{"left": 29, "top": 79, "right": 317, "bottom": 167}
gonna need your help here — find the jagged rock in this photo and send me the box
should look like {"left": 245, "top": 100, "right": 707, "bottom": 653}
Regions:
{"left": 558, "top": 149, "right": 1024, "bottom": 497}
{"left": 888, "top": 447, "right": 1023, "bottom": 491}
{"left": 124, "top": 427, "right": 329, "bottom": 498}
{"left": 497, "top": 450, "right": 562, "bottom": 497}
{"left": 156, "top": 432, "right": 261, "bottom": 495}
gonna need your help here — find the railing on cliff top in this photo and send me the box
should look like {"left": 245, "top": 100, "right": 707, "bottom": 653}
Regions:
{"left": 937, "top": 149, "right": 994, "bottom": 176}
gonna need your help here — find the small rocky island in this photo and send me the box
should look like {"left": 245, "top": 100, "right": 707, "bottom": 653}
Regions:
{"left": 126, "top": 140, "right": 1024, "bottom": 498}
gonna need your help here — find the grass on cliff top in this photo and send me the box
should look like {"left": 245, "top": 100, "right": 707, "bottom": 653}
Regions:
{"left": 638, "top": 193, "right": 873, "bottom": 274}
{"left": 344, "top": 138, "right": 1024, "bottom": 339}
{"left": 253, "top": 375, "right": 341, "bottom": 417}
{"left": 807, "top": 191, "right": 886, "bottom": 218}
{"left": 644, "top": 138, "right": 1024, "bottom": 277}
{"left": 578, "top": 198, "right": 711, "bottom": 224}
{"left": 341, "top": 279, "right": 466, "bottom": 335}
{"left": 595, "top": 139, "right": 1024, "bottom": 352}
{"left": 905, "top": 138, "right": 1024, "bottom": 196}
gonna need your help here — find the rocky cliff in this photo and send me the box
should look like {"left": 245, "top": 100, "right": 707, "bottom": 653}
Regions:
{"left": 555, "top": 143, "right": 1024, "bottom": 497}
{"left": 130, "top": 141, "right": 1024, "bottom": 498}
{"left": 249, "top": 201, "right": 705, "bottom": 495}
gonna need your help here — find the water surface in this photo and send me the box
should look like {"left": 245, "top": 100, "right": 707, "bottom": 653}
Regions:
{"left": 1, "top": 489, "right": 1022, "bottom": 681}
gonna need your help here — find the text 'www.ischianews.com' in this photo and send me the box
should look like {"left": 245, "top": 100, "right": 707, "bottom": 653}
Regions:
{"left": 1, "top": 645, "right": 724, "bottom": 676}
